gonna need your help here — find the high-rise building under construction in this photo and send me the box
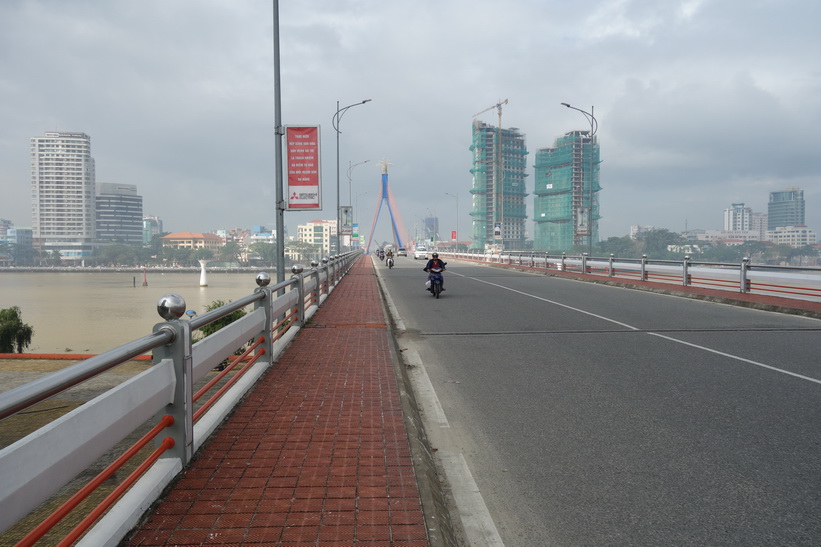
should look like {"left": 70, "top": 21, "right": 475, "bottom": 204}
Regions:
{"left": 533, "top": 130, "right": 601, "bottom": 252}
{"left": 469, "top": 120, "right": 528, "bottom": 250}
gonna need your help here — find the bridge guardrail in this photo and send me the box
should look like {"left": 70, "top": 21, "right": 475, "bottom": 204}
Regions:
{"left": 0, "top": 252, "right": 360, "bottom": 545}
{"left": 440, "top": 250, "right": 821, "bottom": 302}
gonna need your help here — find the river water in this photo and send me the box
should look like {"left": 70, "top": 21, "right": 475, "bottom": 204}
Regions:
{"left": 0, "top": 271, "right": 266, "bottom": 354}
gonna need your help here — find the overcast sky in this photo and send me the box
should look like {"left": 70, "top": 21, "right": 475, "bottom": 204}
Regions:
{"left": 1, "top": 0, "right": 819, "bottom": 245}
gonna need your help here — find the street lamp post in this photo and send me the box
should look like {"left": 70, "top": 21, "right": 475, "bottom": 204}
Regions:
{"left": 445, "top": 192, "right": 459, "bottom": 245}
{"left": 333, "top": 99, "right": 372, "bottom": 255}
{"left": 561, "top": 102, "right": 598, "bottom": 255}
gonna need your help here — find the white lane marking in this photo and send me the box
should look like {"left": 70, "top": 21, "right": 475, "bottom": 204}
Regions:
{"left": 647, "top": 332, "right": 821, "bottom": 385}
{"left": 455, "top": 272, "right": 640, "bottom": 331}
{"left": 455, "top": 271, "right": 821, "bottom": 385}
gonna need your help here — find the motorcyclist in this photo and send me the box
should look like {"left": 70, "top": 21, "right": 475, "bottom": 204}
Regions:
{"left": 386, "top": 248, "right": 394, "bottom": 267}
{"left": 423, "top": 253, "right": 447, "bottom": 291}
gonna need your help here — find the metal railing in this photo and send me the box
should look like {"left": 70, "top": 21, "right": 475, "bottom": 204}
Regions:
{"left": 441, "top": 250, "right": 821, "bottom": 302}
{"left": 0, "top": 252, "right": 360, "bottom": 545}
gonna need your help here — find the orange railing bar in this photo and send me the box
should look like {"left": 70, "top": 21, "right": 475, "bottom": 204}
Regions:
{"left": 17, "top": 415, "right": 174, "bottom": 546}
{"left": 272, "top": 308, "right": 299, "bottom": 343}
{"left": 192, "top": 336, "right": 265, "bottom": 405}
{"left": 193, "top": 347, "right": 265, "bottom": 422}
{"left": 57, "top": 436, "right": 175, "bottom": 547}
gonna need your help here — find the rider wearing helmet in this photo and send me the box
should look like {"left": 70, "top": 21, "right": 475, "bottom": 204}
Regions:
{"left": 423, "top": 253, "right": 447, "bottom": 291}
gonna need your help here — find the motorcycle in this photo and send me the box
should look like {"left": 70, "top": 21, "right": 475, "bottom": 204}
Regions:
{"left": 387, "top": 256, "right": 394, "bottom": 269}
{"left": 426, "top": 266, "right": 444, "bottom": 298}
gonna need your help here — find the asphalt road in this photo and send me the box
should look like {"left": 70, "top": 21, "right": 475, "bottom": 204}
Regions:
{"left": 376, "top": 255, "right": 821, "bottom": 546}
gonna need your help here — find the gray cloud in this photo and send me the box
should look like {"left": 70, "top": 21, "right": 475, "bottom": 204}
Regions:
{"left": 1, "top": 0, "right": 818, "bottom": 244}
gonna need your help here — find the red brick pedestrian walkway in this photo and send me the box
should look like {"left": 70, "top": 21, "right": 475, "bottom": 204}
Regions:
{"left": 127, "top": 257, "right": 429, "bottom": 546}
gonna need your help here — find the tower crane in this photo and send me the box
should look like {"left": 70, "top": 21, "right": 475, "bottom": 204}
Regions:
{"left": 473, "top": 98, "right": 508, "bottom": 128}
{"left": 472, "top": 99, "right": 509, "bottom": 250}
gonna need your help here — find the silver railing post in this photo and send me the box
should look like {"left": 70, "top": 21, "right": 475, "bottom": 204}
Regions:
{"left": 290, "top": 264, "right": 306, "bottom": 325}
{"left": 682, "top": 255, "right": 691, "bottom": 286}
{"left": 641, "top": 254, "right": 648, "bottom": 281}
{"left": 609, "top": 254, "right": 615, "bottom": 277}
{"left": 582, "top": 253, "right": 588, "bottom": 274}
{"left": 254, "top": 272, "right": 274, "bottom": 357}
{"left": 561, "top": 252, "right": 566, "bottom": 272}
{"left": 321, "top": 257, "right": 329, "bottom": 296}
{"left": 740, "top": 257, "right": 750, "bottom": 293}
{"left": 152, "top": 294, "right": 194, "bottom": 464}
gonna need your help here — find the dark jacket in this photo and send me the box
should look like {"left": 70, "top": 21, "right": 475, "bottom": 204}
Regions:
{"left": 423, "top": 258, "right": 447, "bottom": 272}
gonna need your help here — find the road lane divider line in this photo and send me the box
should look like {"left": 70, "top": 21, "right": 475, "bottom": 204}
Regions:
{"left": 647, "top": 332, "right": 821, "bottom": 385}
{"left": 456, "top": 273, "right": 640, "bottom": 331}
{"left": 458, "top": 271, "right": 821, "bottom": 385}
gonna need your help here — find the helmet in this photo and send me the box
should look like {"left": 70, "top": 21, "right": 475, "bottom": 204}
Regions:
{"left": 432, "top": 253, "right": 439, "bottom": 258}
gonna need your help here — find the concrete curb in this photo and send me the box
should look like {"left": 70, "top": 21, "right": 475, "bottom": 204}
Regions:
{"left": 371, "top": 258, "right": 464, "bottom": 547}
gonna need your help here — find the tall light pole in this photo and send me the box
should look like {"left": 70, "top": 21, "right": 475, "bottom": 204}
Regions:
{"left": 333, "top": 99, "right": 371, "bottom": 255}
{"left": 347, "top": 160, "right": 370, "bottom": 248}
{"left": 560, "top": 102, "right": 598, "bottom": 255}
{"left": 272, "top": 0, "right": 285, "bottom": 283}
{"left": 445, "top": 192, "right": 459, "bottom": 245}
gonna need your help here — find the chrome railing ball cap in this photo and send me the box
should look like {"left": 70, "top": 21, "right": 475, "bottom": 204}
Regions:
{"left": 157, "top": 294, "right": 186, "bottom": 320}
{"left": 291, "top": 264, "right": 304, "bottom": 274}
{"left": 310, "top": 260, "right": 319, "bottom": 267}
{"left": 255, "top": 272, "right": 271, "bottom": 287}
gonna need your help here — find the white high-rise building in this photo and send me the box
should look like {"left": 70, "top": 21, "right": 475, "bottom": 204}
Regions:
{"left": 723, "top": 203, "right": 752, "bottom": 231}
{"left": 31, "top": 132, "right": 96, "bottom": 261}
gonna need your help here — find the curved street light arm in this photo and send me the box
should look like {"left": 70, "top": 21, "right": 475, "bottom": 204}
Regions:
{"left": 561, "top": 102, "right": 597, "bottom": 137}
{"left": 333, "top": 99, "right": 372, "bottom": 133}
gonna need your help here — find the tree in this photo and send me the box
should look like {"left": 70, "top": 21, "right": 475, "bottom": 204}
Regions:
{"left": 0, "top": 306, "right": 34, "bottom": 353}
{"left": 192, "top": 249, "right": 214, "bottom": 262}
{"left": 218, "top": 242, "right": 242, "bottom": 264}
{"left": 598, "top": 236, "right": 639, "bottom": 258}
{"left": 637, "top": 229, "right": 686, "bottom": 258}
{"left": 194, "top": 300, "right": 247, "bottom": 340}
{"left": 249, "top": 242, "right": 278, "bottom": 266}
{"left": 700, "top": 243, "right": 743, "bottom": 263}
{"left": 95, "top": 244, "right": 139, "bottom": 266}
{"left": 46, "top": 250, "right": 63, "bottom": 266}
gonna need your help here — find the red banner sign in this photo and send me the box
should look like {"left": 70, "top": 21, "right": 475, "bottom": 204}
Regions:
{"left": 286, "top": 126, "right": 321, "bottom": 210}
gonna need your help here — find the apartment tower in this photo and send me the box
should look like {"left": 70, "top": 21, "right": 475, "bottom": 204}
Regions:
{"left": 533, "top": 130, "right": 601, "bottom": 252}
{"left": 469, "top": 120, "right": 528, "bottom": 250}
{"left": 31, "top": 131, "right": 96, "bottom": 261}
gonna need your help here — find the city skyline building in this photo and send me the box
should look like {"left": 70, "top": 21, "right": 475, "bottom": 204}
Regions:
{"left": 768, "top": 187, "right": 805, "bottom": 230}
{"left": 96, "top": 183, "right": 143, "bottom": 245}
{"left": 723, "top": 203, "right": 752, "bottom": 231}
{"left": 533, "top": 130, "right": 601, "bottom": 251}
{"left": 469, "top": 120, "right": 529, "bottom": 250}
{"left": 143, "top": 215, "right": 164, "bottom": 245}
{"left": 297, "top": 219, "right": 336, "bottom": 255}
{"left": 31, "top": 131, "right": 96, "bottom": 261}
